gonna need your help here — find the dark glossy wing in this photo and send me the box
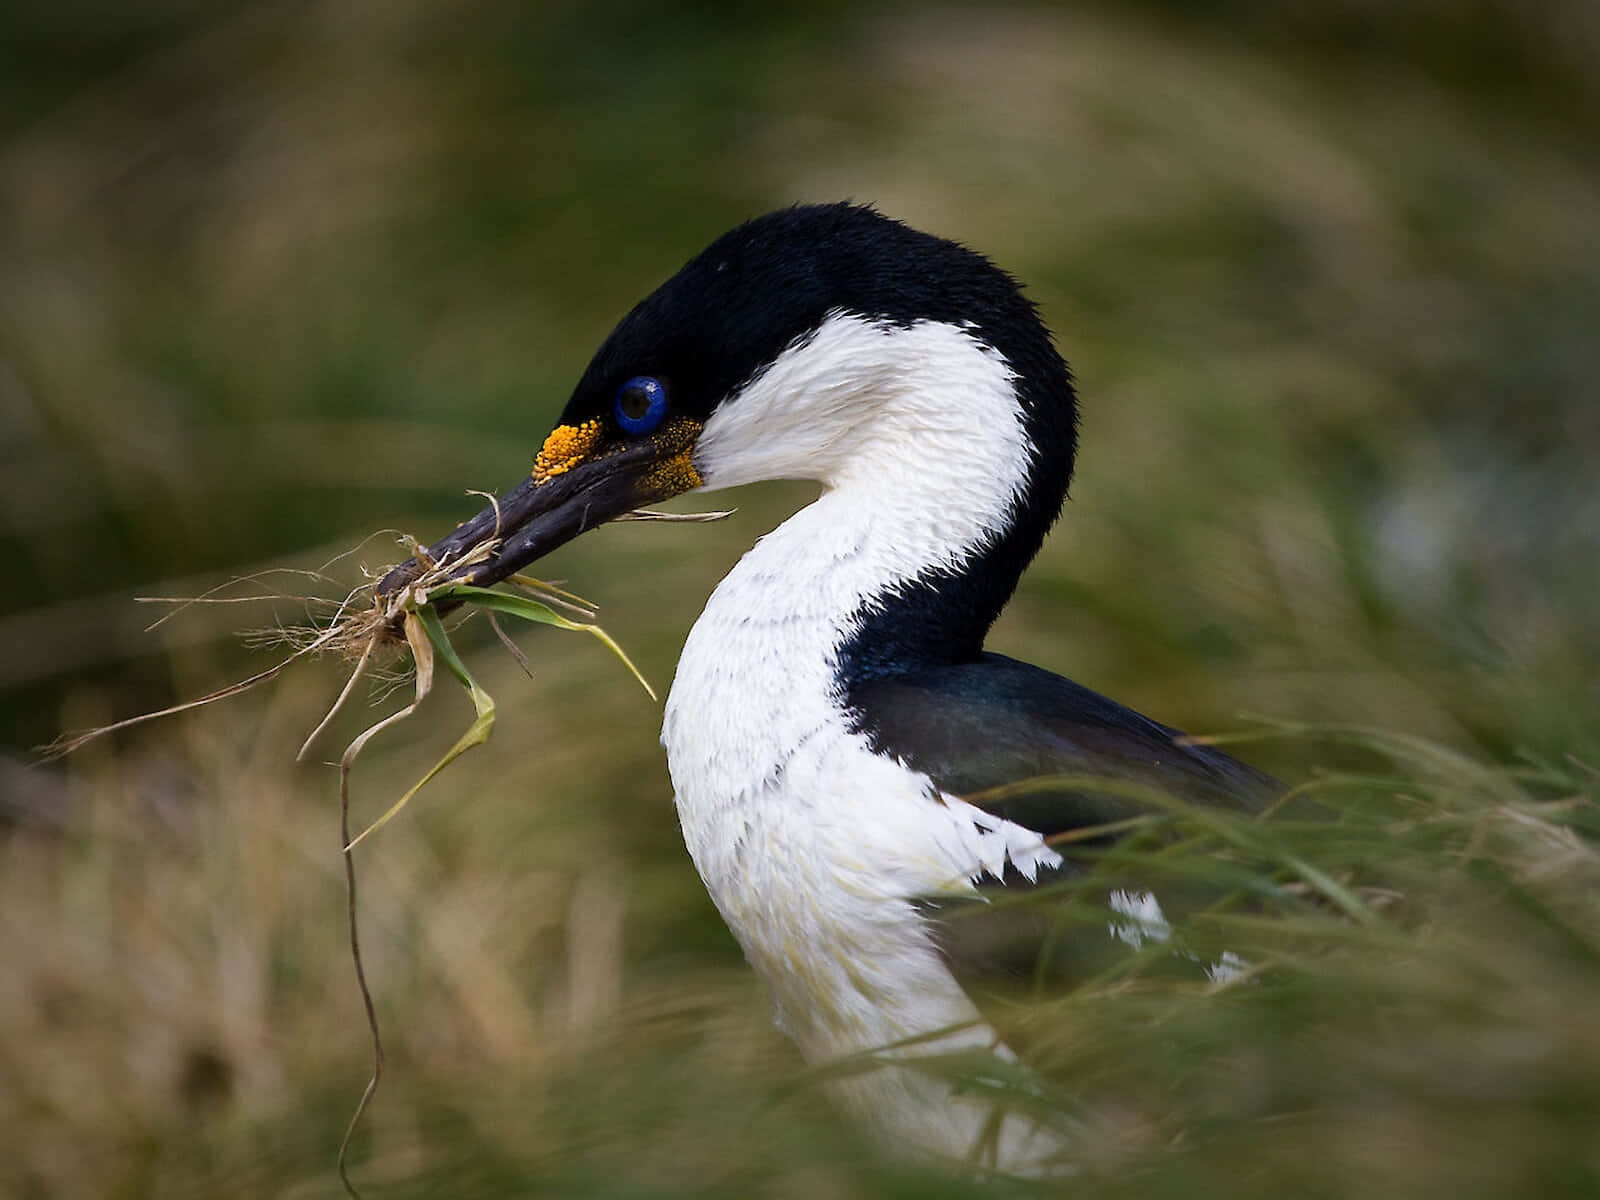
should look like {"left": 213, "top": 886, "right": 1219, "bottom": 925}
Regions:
{"left": 847, "top": 652, "right": 1277, "bottom": 833}
{"left": 847, "top": 653, "right": 1278, "bottom": 996}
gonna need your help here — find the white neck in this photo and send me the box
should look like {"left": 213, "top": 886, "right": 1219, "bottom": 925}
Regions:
{"left": 666, "top": 311, "right": 1034, "bottom": 814}
{"left": 659, "top": 313, "right": 1061, "bottom": 1168}
{"left": 665, "top": 312, "right": 1040, "bottom": 934}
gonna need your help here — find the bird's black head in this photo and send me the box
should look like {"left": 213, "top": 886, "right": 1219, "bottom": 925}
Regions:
{"left": 379, "top": 203, "right": 1078, "bottom": 605}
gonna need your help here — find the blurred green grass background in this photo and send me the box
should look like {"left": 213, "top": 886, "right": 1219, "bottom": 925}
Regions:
{"left": 2, "top": 2, "right": 1597, "bottom": 1196}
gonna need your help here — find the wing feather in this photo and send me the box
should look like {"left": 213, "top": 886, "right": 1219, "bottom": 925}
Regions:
{"left": 848, "top": 652, "right": 1276, "bottom": 835}
{"left": 848, "top": 654, "right": 1277, "bottom": 998}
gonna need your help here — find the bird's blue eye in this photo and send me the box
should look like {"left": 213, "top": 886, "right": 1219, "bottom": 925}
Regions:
{"left": 613, "top": 376, "right": 669, "bottom": 435}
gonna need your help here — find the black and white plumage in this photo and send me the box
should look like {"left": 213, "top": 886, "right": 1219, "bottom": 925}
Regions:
{"left": 383, "top": 203, "right": 1274, "bottom": 1169}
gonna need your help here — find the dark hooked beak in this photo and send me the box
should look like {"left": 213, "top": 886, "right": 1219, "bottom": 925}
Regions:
{"left": 376, "top": 416, "right": 701, "bottom": 599}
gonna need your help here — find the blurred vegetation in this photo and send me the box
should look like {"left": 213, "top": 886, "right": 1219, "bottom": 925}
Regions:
{"left": 2, "top": 1, "right": 1597, "bottom": 1196}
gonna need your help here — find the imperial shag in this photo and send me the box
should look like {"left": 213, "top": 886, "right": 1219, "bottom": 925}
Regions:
{"left": 382, "top": 203, "right": 1274, "bottom": 1170}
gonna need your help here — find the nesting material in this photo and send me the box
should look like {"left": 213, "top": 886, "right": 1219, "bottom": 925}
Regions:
{"left": 42, "top": 512, "right": 715, "bottom": 765}
{"left": 47, "top": 526, "right": 664, "bottom": 865}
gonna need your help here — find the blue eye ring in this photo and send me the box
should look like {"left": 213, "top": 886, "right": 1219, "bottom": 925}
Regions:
{"left": 613, "top": 375, "right": 669, "bottom": 435}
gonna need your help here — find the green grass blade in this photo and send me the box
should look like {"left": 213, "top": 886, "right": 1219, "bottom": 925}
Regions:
{"left": 431, "top": 583, "right": 585, "bottom": 630}
{"left": 415, "top": 606, "right": 494, "bottom": 713}
{"left": 344, "top": 606, "right": 496, "bottom": 851}
{"left": 435, "top": 584, "right": 657, "bottom": 701}
{"left": 578, "top": 624, "right": 656, "bottom": 702}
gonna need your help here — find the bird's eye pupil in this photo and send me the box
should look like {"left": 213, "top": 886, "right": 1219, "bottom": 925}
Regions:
{"left": 612, "top": 375, "right": 668, "bottom": 435}
{"left": 619, "top": 385, "right": 651, "bottom": 421}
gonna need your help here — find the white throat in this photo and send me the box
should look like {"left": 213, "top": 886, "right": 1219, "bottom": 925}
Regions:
{"left": 695, "top": 308, "right": 1033, "bottom": 501}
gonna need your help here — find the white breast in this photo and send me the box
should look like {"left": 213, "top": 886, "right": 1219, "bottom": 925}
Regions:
{"left": 660, "top": 313, "right": 1063, "bottom": 1168}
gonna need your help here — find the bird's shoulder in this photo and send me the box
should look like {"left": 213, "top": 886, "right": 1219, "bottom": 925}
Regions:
{"left": 845, "top": 652, "right": 1276, "bottom": 838}
{"left": 846, "top": 654, "right": 1274, "bottom": 1000}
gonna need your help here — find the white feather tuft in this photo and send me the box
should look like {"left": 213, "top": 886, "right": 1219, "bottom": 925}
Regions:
{"left": 1107, "top": 888, "right": 1173, "bottom": 950}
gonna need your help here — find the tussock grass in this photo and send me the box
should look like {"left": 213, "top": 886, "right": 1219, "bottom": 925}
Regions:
{"left": 9, "top": 709, "right": 1595, "bottom": 1198}
{"left": 808, "top": 734, "right": 1600, "bottom": 1192}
